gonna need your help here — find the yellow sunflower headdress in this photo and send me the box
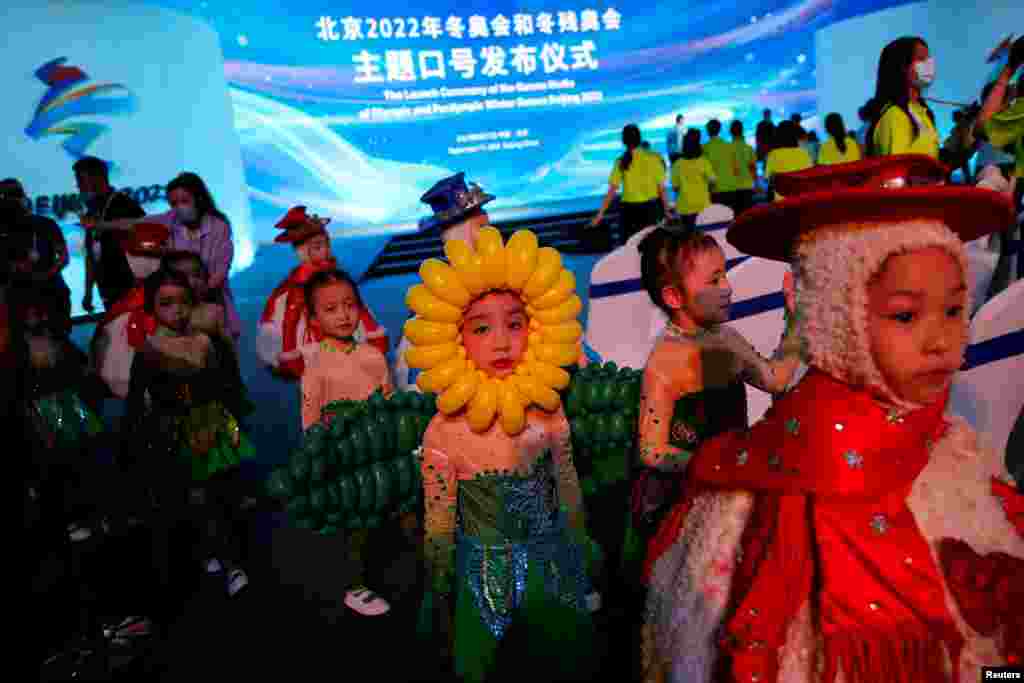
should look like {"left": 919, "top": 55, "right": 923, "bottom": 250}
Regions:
{"left": 403, "top": 227, "right": 583, "bottom": 436}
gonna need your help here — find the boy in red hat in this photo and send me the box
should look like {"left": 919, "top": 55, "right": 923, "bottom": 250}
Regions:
{"left": 257, "top": 206, "right": 387, "bottom": 378}
{"left": 642, "top": 155, "right": 1023, "bottom": 683}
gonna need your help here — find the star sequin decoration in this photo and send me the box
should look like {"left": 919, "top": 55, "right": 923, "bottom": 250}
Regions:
{"left": 737, "top": 450, "right": 749, "bottom": 466}
{"left": 870, "top": 513, "right": 889, "bottom": 535}
{"left": 844, "top": 450, "right": 863, "bottom": 469}
{"left": 785, "top": 417, "right": 800, "bottom": 436}
{"left": 768, "top": 453, "right": 781, "bottom": 470}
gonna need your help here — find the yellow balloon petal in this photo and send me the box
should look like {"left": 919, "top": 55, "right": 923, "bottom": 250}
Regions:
{"left": 476, "top": 227, "right": 507, "bottom": 290}
{"left": 505, "top": 230, "right": 539, "bottom": 291}
{"left": 438, "top": 370, "right": 480, "bottom": 415}
{"left": 535, "top": 342, "right": 582, "bottom": 367}
{"left": 444, "top": 240, "right": 488, "bottom": 296}
{"left": 466, "top": 379, "right": 499, "bottom": 432}
{"left": 417, "top": 357, "right": 466, "bottom": 394}
{"left": 403, "top": 318, "right": 458, "bottom": 346}
{"left": 531, "top": 294, "right": 582, "bottom": 325}
{"left": 529, "top": 361, "right": 571, "bottom": 390}
{"left": 523, "top": 248, "right": 562, "bottom": 300}
{"left": 530, "top": 270, "right": 576, "bottom": 310}
{"left": 420, "top": 259, "right": 472, "bottom": 309}
{"left": 539, "top": 321, "right": 583, "bottom": 344}
{"left": 499, "top": 382, "right": 527, "bottom": 435}
{"left": 407, "top": 284, "right": 462, "bottom": 323}
{"left": 515, "top": 375, "right": 560, "bottom": 412}
{"left": 404, "top": 342, "right": 458, "bottom": 370}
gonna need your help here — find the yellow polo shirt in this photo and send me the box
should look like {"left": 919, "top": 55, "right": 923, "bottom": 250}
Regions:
{"left": 671, "top": 157, "right": 715, "bottom": 215}
{"left": 609, "top": 148, "right": 666, "bottom": 203}
{"left": 872, "top": 102, "right": 939, "bottom": 158}
{"left": 731, "top": 140, "right": 756, "bottom": 190}
{"left": 702, "top": 137, "right": 737, "bottom": 192}
{"left": 818, "top": 136, "right": 862, "bottom": 165}
{"left": 765, "top": 147, "right": 814, "bottom": 200}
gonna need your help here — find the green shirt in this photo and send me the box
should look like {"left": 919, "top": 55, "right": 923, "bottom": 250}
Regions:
{"left": 671, "top": 157, "right": 715, "bottom": 215}
{"left": 817, "top": 136, "right": 862, "bottom": 165}
{"left": 872, "top": 101, "right": 939, "bottom": 159}
{"left": 983, "top": 97, "right": 1024, "bottom": 178}
{"left": 609, "top": 148, "right": 666, "bottom": 203}
{"left": 731, "top": 140, "right": 756, "bottom": 190}
{"left": 702, "top": 137, "right": 737, "bottom": 193}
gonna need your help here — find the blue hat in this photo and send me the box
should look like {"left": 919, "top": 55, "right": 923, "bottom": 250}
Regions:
{"left": 418, "top": 172, "right": 495, "bottom": 233}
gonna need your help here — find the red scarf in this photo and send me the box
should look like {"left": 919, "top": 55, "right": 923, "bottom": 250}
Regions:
{"left": 687, "top": 369, "right": 962, "bottom": 683}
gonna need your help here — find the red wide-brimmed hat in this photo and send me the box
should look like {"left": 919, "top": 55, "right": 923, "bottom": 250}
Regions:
{"left": 728, "top": 155, "right": 1016, "bottom": 262}
{"left": 124, "top": 222, "right": 170, "bottom": 256}
{"left": 274, "top": 206, "right": 330, "bottom": 244}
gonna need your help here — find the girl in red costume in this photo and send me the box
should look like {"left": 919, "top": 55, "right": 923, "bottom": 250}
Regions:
{"left": 642, "top": 156, "right": 1024, "bottom": 683}
{"left": 256, "top": 206, "right": 387, "bottom": 379}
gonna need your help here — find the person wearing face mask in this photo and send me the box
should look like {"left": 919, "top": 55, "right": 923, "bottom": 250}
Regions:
{"left": 89, "top": 172, "right": 242, "bottom": 340}
{"left": 75, "top": 157, "right": 145, "bottom": 312}
{"left": 867, "top": 36, "right": 940, "bottom": 158}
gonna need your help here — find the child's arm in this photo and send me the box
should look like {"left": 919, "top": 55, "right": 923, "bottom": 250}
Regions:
{"left": 300, "top": 358, "right": 323, "bottom": 429}
{"left": 638, "top": 345, "right": 703, "bottom": 472}
{"left": 552, "top": 412, "right": 586, "bottom": 536}
{"left": 421, "top": 422, "right": 458, "bottom": 597}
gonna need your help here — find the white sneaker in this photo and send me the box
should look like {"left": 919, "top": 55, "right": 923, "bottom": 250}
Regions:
{"left": 204, "top": 558, "right": 223, "bottom": 574}
{"left": 344, "top": 587, "right": 390, "bottom": 616}
{"left": 585, "top": 591, "right": 602, "bottom": 613}
{"left": 226, "top": 569, "right": 249, "bottom": 597}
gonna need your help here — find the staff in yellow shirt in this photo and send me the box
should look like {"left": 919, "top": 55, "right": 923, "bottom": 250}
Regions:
{"left": 764, "top": 121, "right": 814, "bottom": 200}
{"left": 975, "top": 36, "right": 1024, "bottom": 187}
{"left": 702, "top": 119, "right": 736, "bottom": 208}
{"left": 729, "top": 120, "right": 758, "bottom": 214}
{"left": 867, "top": 36, "right": 940, "bottom": 158}
{"left": 818, "top": 113, "right": 862, "bottom": 165}
{"left": 592, "top": 124, "right": 671, "bottom": 245}
{"left": 670, "top": 129, "right": 716, "bottom": 226}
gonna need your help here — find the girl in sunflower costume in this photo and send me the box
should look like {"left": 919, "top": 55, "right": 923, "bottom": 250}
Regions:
{"left": 409, "top": 228, "right": 597, "bottom": 682}
{"left": 124, "top": 267, "right": 255, "bottom": 597}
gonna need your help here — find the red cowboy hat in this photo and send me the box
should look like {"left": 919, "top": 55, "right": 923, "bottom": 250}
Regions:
{"left": 274, "top": 206, "right": 330, "bottom": 244}
{"left": 124, "top": 221, "right": 170, "bottom": 257}
{"left": 728, "top": 155, "right": 1016, "bottom": 262}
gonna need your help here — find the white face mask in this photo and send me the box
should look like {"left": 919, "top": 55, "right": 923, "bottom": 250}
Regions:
{"left": 913, "top": 57, "right": 936, "bottom": 90}
{"left": 175, "top": 205, "right": 197, "bottom": 223}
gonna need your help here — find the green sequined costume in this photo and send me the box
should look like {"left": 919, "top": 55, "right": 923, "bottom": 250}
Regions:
{"left": 124, "top": 335, "right": 255, "bottom": 480}
{"left": 418, "top": 411, "right": 598, "bottom": 682}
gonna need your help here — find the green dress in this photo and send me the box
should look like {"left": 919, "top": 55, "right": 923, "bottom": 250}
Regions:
{"left": 418, "top": 413, "right": 597, "bottom": 683}
{"left": 124, "top": 333, "right": 255, "bottom": 481}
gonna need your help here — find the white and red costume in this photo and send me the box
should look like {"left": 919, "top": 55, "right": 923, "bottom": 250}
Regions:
{"left": 91, "top": 222, "right": 168, "bottom": 398}
{"left": 642, "top": 157, "right": 1023, "bottom": 683}
{"left": 255, "top": 206, "right": 387, "bottom": 379}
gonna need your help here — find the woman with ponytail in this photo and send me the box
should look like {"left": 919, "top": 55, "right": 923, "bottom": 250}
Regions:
{"left": 591, "top": 124, "right": 672, "bottom": 245}
{"left": 867, "top": 36, "right": 940, "bottom": 158}
{"left": 818, "top": 113, "right": 862, "bottom": 165}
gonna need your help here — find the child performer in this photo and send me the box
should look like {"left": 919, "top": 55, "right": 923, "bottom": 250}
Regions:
{"left": 258, "top": 206, "right": 387, "bottom": 379}
{"left": 299, "top": 269, "right": 395, "bottom": 616}
{"left": 634, "top": 222, "right": 802, "bottom": 554}
{"left": 124, "top": 268, "right": 256, "bottom": 601}
{"left": 642, "top": 156, "right": 1024, "bottom": 683}
{"left": 91, "top": 221, "right": 170, "bottom": 398}
{"left": 410, "top": 227, "right": 597, "bottom": 682}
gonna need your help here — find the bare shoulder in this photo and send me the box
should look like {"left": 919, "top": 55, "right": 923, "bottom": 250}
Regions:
{"left": 646, "top": 335, "right": 702, "bottom": 383}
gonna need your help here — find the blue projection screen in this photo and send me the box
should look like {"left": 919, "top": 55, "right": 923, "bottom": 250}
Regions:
{"left": 149, "top": 0, "right": 916, "bottom": 239}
